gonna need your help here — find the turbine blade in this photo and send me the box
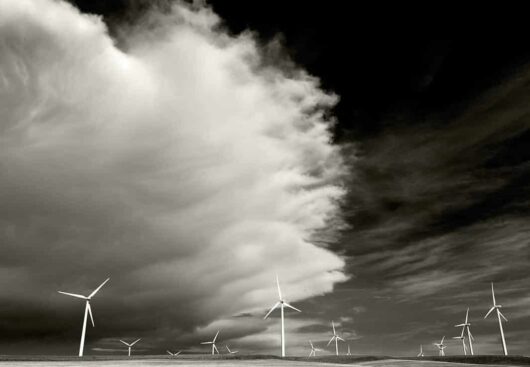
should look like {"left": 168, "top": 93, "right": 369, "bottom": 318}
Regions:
{"left": 120, "top": 340, "right": 130, "bottom": 346}
{"left": 130, "top": 338, "right": 141, "bottom": 346}
{"left": 276, "top": 274, "right": 282, "bottom": 300}
{"left": 309, "top": 340, "right": 314, "bottom": 348}
{"left": 201, "top": 342, "right": 212, "bottom": 345}
{"left": 484, "top": 307, "right": 495, "bottom": 319}
{"left": 441, "top": 336, "right": 445, "bottom": 344}
{"left": 175, "top": 351, "right": 181, "bottom": 356}
{"left": 455, "top": 324, "right": 466, "bottom": 327}
{"left": 57, "top": 291, "right": 87, "bottom": 300}
{"left": 264, "top": 302, "right": 280, "bottom": 319}
{"left": 88, "top": 278, "right": 110, "bottom": 299}
{"left": 332, "top": 320, "right": 336, "bottom": 334}
{"left": 468, "top": 330, "right": 474, "bottom": 341}
{"left": 491, "top": 282, "right": 496, "bottom": 305}
{"left": 499, "top": 311, "right": 508, "bottom": 322}
{"left": 337, "top": 337, "right": 345, "bottom": 341}
{"left": 167, "top": 351, "right": 173, "bottom": 356}
{"left": 213, "top": 344, "right": 219, "bottom": 354}
{"left": 465, "top": 308, "right": 469, "bottom": 324}
{"left": 283, "top": 302, "right": 301, "bottom": 312}
{"left": 327, "top": 336, "right": 335, "bottom": 346}
{"left": 87, "top": 302, "right": 95, "bottom": 327}
{"left": 213, "top": 331, "right": 219, "bottom": 342}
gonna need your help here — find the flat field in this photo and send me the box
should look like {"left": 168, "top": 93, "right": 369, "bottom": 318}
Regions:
{"left": 1, "top": 355, "right": 529, "bottom": 367}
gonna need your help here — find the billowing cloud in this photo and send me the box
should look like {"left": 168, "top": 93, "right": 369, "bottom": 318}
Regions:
{"left": 0, "top": 0, "right": 348, "bottom": 353}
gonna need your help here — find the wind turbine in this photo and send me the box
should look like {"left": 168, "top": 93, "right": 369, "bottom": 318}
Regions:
{"left": 327, "top": 321, "right": 345, "bottom": 356}
{"left": 201, "top": 330, "right": 220, "bottom": 355}
{"left": 417, "top": 344, "right": 424, "bottom": 357}
{"left": 264, "top": 275, "right": 301, "bottom": 357}
{"left": 347, "top": 344, "right": 352, "bottom": 356}
{"left": 433, "top": 336, "right": 446, "bottom": 356}
{"left": 167, "top": 350, "right": 181, "bottom": 356}
{"left": 308, "top": 340, "right": 322, "bottom": 357}
{"left": 485, "top": 282, "right": 508, "bottom": 355}
{"left": 226, "top": 345, "right": 238, "bottom": 354}
{"left": 58, "top": 278, "right": 110, "bottom": 357}
{"left": 120, "top": 339, "right": 141, "bottom": 356}
{"left": 452, "top": 335, "right": 467, "bottom": 355}
{"left": 456, "top": 308, "right": 474, "bottom": 355}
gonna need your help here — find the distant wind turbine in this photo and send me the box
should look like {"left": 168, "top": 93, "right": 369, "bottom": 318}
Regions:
{"left": 120, "top": 339, "right": 141, "bottom": 357}
{"left": 417, "top": 344, "right": 424, "bottom": 357}
{"left": 58, "top": 278, "right": 110, "bottom": 357}
{"left": 327, "top": 321, "right": 345, "bottom": 356}
{"left": 226, "top": 345, "right": 238, "bottom": 354}
{"left": 308, "top": 340, "right": 322, "bottom": 357}
{"left": 484, "top": 282, "right": 508, "bottom": 355}
{"left": 167, "top": 350, "right": 181, "bottom": 356}
{"left": 264, "top": 275, "right": 301, "bottom": 357}
{"left": 455, "top": 308, "right": 474, "bottom": 355}
{"left": 201, "top": 330, "right": 220, "bottom": 355}
{"left": 452, "top": 334, "right": 467, "bottom": 355}
{"left": 433, "top": 336, "right": 446, "bottom": 356}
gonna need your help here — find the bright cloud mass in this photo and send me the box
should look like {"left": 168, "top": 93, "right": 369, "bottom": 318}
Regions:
{"left": 0, "top": 0, "right": 348, "bottom": 353}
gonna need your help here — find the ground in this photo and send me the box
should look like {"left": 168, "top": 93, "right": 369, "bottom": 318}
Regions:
{"left": 1, "top": 356, "right": 529, "bottom": 366}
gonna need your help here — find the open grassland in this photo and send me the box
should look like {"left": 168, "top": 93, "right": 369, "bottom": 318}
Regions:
{"left": 0, "top": 355, "right": 529, "bottom": 366}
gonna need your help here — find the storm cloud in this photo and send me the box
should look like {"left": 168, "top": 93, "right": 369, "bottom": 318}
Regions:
{"left": 0, "top": 0, "right": 347, "bottom": 353}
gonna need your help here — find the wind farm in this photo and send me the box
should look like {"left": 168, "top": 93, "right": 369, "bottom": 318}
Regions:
{"left": 2, "top": 0, "right": 530, "bottom": 366}
{"left": 2, "top": 278, "right": 519, "bottom": 366}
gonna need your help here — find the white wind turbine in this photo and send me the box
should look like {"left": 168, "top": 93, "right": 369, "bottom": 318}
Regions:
{"left": 58, "top": 278, "right": 110, "bottom": 357}
{"left": 327, "top": 321, "right": 345, "bottom": 356}
{"left": 120, "top": 339, "right": 141, "bottom": 356}
{"left": 167, "top": 350, "right": 181, "bottom": 356}
{"left": 433, "top": 336, "right": 446, "bottom": 356}
{"left": 417, "top": 344, "right": 424, "bottom": 357}
{"left": 264, "top": 275, "right": 301, "bottom": 357}
{"left": 201, "top": 330, "right": 220, "bottom": 355}
{"left": 484, "top": 282, "right": 508, "bottom": 355}
{"left": 308, "top": 340, "right": 322, "bottom": 357}
{"left": 452, "top": 334, "right": 467, "bottom": 355}
{"left": 455, "top": 308, "right": 474, "bottom": 355}
{"left": 226, "top": 345, "right": 238, "bottom": 354}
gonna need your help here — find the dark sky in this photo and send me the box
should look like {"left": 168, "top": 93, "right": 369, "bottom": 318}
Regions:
{"left": 2, "top": 0, "right": 530, "bottom": 357}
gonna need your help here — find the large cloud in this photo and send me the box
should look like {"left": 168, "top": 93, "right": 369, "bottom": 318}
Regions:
{"left": 0, "top": 0, "right": 347, "bottom": 353}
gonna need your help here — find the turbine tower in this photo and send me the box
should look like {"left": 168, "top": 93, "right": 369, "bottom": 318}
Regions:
{"left": 455, "top": 308, "right": 474, "bottom": 355}
{"left": 327, "top": 321, "right": 345, "bottom": 356}
{"left": 226, "top": 345, "right": 238, "bottom": 354}
{"left": 308, "top": 340, "right": 322, "bottom": 357}
{"left": 120, "top": 339, "right": 141, "bottom": 357}
{"left": 433, "top": 336, "right": 446, "bottom": 356}
{"left": 452, "top": 335, "right": 467, "bottom": 355}
{"left": 58, "top": 278, "right": 110, "bottom": 357}
{"left": 264, "top": 275, "right": 301, "bottom": 357}
{"left": 417, "top": 344, "right": 424, "bottom": 357}
{"left": 167, "top": 350, "right": 181, "bottom": 356}
{"left": 347, "top": 344, "right": 352, "bottom": 356}
{"left": 484, "top": 282, "right": 508, "bottom": 355}
{"left": 201, "top": 330, "right": 220, "bottom": 355}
